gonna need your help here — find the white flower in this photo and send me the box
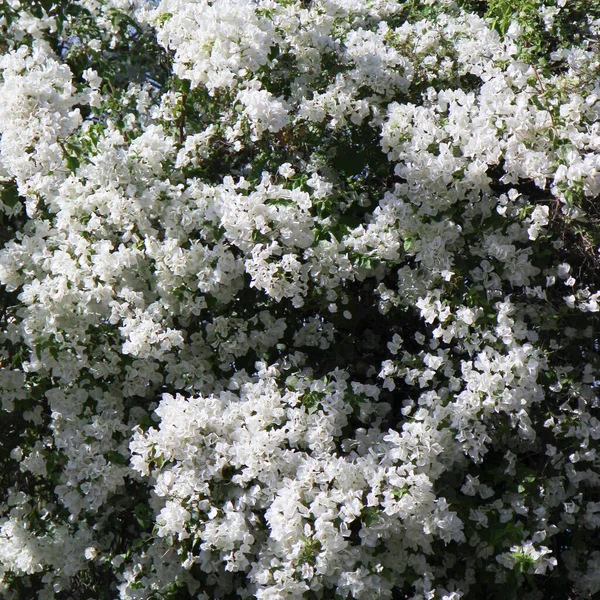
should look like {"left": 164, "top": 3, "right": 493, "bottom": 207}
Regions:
{"left": 156, "top": 501, "right": 192, "bottom": 540}
{"left": 527, "top": 205, "right": 549, "bottom": 241}
{"left": 497, "top": 542, "right": 557, "bottom": 575}
{"left": 237, "top": 87, "right": 290, "bottom": 140}
{"left": 278, "top": 163, "right": 295, "bottom": 179}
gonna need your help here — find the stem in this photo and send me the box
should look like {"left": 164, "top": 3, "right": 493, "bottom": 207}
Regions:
{"left": 178, "top": 91, "right": 188, "bottom": 145}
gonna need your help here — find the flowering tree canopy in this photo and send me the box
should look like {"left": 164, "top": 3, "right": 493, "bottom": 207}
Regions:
{"left": 2, "top": 0, "right": 600, "bottom": 598}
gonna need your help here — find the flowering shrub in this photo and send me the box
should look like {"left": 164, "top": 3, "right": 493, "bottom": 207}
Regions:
{"left": 2, "top": 0, "right": 600, "bottom": 598}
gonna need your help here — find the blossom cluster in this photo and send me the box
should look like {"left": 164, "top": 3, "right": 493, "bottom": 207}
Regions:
{"left": 1, "top": 0, "right": 600, "bottom": 598}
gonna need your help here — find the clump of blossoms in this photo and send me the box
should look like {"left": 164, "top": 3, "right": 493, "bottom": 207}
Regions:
{"left": 2, "top": 0, "right": 600, "bottom": 598}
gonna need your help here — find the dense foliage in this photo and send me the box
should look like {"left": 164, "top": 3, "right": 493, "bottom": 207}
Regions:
{"left": 2, "top": 0, "right": 600, "bottom": 598}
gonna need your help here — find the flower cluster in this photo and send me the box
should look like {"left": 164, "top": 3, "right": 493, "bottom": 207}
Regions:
{"left": 1, "top": 0, "right": 600, "bottom": 599}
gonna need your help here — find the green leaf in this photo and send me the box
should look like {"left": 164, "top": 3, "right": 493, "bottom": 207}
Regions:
{"left": 65, "top": 155, "right": 80, "bottom": 172}
{"left": 155, "top": 12, "right": 173, "bottom": 25}
{"left": 1, "top": 184, "right": 20, "bottom": 208}
{"left": 391, "top": 486, "right": 409, "bottom": 498}
{"left": 105, "top": 450, "right": 129, "bottom": 466}
{"left": 361, "top": 506, "right": 379, "bottom": 526}
{"left": 134, "top": 503, "right": 154, "bottom": 530}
